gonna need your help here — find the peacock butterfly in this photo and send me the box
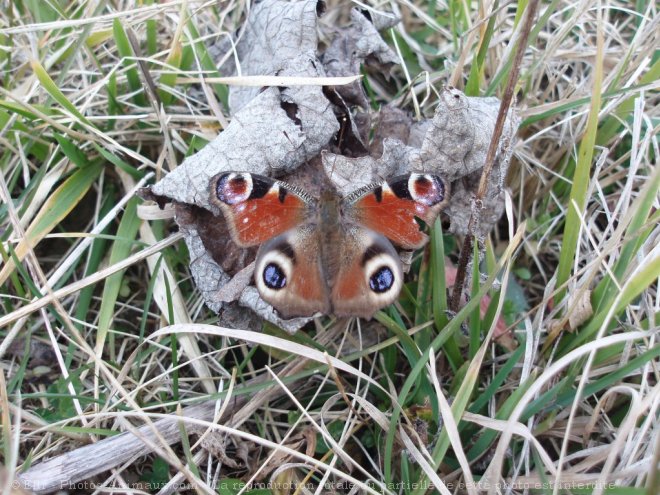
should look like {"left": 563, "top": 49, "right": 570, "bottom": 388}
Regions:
{"left": 210, "top": 172, "right": 449, "bottom": 318}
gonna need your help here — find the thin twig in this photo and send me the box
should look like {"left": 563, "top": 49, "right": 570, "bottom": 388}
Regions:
{"left": 449, "top": 0, "right": 540, "bottom": 312}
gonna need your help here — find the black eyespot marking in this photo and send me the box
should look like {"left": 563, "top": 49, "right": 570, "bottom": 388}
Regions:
{"left": 278, "top": 187, "right": 288, "bottom": 204}
{"left": 369, "top": 266, "right": 394, "bottom": 293}
{"left": 263, "top": 263, "right": 287, "bottom": 290}
{"left": 249, "top": 175, "right": 273, "bottom": 199}
{"left": 373, "top": 186, "right": 383, "bottom": 203}
{"left": 361, "top": 244, "right": 386, "bottom": 266}
{"left": 390, "top": 178, "right": 413, "bottom": 200}
{"left": 277, "top": 241, "right": 297, "bottom": 264}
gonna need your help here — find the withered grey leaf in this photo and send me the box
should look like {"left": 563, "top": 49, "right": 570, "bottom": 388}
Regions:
{"left": 235, "top": 440, "right": 251, "bottom": 467}
{"left": 323, "top": 139, "right": 422, "bottom": 195}
{"left": 320, "top": 8, "right": 400, "bottom": 156}
{"left": 421, "top": 88, "right": 518, "bottom": 181}
{"left": 195, "top": 430, "right": 241, "bottom": 469}
{"left": 239, "top": 287, "right": 311, "bottom": 333}
{"left": 151, "top": 87, "right": 337, "bottom": 209}
{"left": 321, "top": 8, "right": 399, "bottom": 84}
{"left": 228, "top": 0, "right": 322, "bottom": 113}
{"left": 420, "top": 87, "right": 476, "bottom": 179}
{"left": 328, "top": 87, "right": 518, "bottom": 235}
{"left": 372, "top": 105, "right": 413, "bottom": 155}
{"left": 359, "top": 8, "right": 400, "bottom": 31}
{"left": 418, "top": 88, "right": 518, "bottom": 235}
{"left": 181, "top": 222, "right": 228, "bottom": 315}
{"left": 213, "top": 263, "right": 255, "bottom": 304}
{"left": 322, "top": 8, "right": 399, "bottom": 80}
{"left": 568, "top": 289, "right": 593, "bottom": 332}
{"left": 322, "top": 151, "right": 382, "bottom": 193}
{"left": 426, "top": 90, "right": 518, "bottom": 236}
{"left": 444, "top": 171, "right": 506, "bottom": 238}
{"left": 218, "top": 302, "right": 264, "bottom": 333}
{"left": 408, "top": 119, "right": 432, "bottom": 148}
{"left": 147, "top": 0, "right": 342, "bottom": 331}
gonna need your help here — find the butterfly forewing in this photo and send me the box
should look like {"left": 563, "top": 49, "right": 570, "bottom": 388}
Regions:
{"left": 345, "top": 173, "right": 449, "bottom": 250}
{"left": 210, "top": 172, "right": 313, "bottom": 247}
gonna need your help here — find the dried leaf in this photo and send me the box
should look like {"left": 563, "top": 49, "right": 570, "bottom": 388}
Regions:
{"left": 421, "top": 88, "right": 519, "bottom": 236}
{"left": 253, "top": 434, "right": 307, "bottom": 481}
{"left": 321, "top": 8, "right": 400, "bottom": 153}
{"left": 228, "top": 0, "right": 324, "bottom": 113}
{"left": 323, "top": 138, "right": 422, "bottom": 194}
{"left": 235, "top": 440, "right": 252, "bottom": 467}
{"left": 213, "top": 263, "right": 255, "bottom": 304}
{"left": 193, "top": 428, "right": 255, "bottom": 470}
{"left": 568, "top": 289, "right": 593, "bottom": 331}
{"left": 371, "top": 105, "right": 413, "bottom": 155}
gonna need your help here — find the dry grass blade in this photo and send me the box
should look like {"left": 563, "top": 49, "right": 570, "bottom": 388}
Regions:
{"left": 175, "top": 75, "right": 363, "bottom": 86}
{"left": 481, "top": 330, "right": 657, "bottom": 490}
{"left": 0, "top": 234, "right": 183, "bottom": 331}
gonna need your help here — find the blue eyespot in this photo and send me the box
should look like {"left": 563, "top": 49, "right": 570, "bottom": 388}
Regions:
{"left": 369, "top": 267, "right": 394, "bottom": 293}
{"left": 263, "top": 263, "right": 287, "bottom": 290}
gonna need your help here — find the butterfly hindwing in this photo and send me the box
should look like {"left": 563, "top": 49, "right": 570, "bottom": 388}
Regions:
{"left": 254, "top": 227, "right": 330, "bottom": 318}
{"left": 210, "top": 172, "right": 313, "bottom": 247}
{"left": 344, "top": 173, "right": 449, "bottom": 250}
{"left": 330, "top": 226, "right": 403, "bottom": 318}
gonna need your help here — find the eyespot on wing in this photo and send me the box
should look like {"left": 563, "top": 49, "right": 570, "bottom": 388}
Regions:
{"left": 254, "top": 230, "right": 330, "bottom": 318}
{"left": 331, "top": 228, "right": 403, "bottom": 318}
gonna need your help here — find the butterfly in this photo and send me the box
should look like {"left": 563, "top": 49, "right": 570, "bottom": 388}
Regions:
{"left": 210, "top": 172, "right": 449, "bottom": 318}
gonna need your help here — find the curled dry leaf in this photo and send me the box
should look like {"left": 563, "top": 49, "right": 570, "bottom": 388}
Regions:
{"left": 568, "top": 289, "right": 593, "bottom": 332}
{"left": 142, "top": 0, "right": 519, "bottom": 329}
{"left": 251, "top": 431, "right": 312, "bottom": 482}
{"left": 321, "top": 8, "right": 400, "bottom": 153}
{"left": 190, "top": 423, "right": 255, "bottom": 470}
{"left": 547, "top": 289, "right": 594, "bottom": 337}
{"left": 323, "top": 88, "right": 519, "bottom": 237}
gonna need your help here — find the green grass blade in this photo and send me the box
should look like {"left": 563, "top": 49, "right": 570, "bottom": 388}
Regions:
{"left": 112, "top": 19, "right": 146, "bottom": 106}
{"left": 555, "top": 24, "right": 604, "bottom": 302}
{"left": 566, "top": 167, "right": 660, "bottom": 352}
{"left": 385, "top": 225, "right": 523, "bottom": 486}
{"left": 0, "top": 163, "right": 103, "bottom": 286}
{"left": 30, "top": 59, "right": 91, "bottom": 127}
{"left": 592, "top": 166, "right": 660, "bottom": 311}
{"left": 524, "top": 344, "right": 660, "bottom": 419}
{"left": 53, "top": 134, "right": 90, "bottom": 169}
{"left": 94, "top": 197, "right": 142, "bottom": 356}
{"left": 94, "top": 144, "right": 144, "bottom": 180}
{"left": 159, "top": 34, "right": 183, "bottom": 106}
{"left": 185, "top": 13, "right": 229, "bottom": 109}
{"left": 465, "top": 0, "right": 499, "bottom": 96}
{"left": 73, "top": 190, "right": 115, "bottom": 330}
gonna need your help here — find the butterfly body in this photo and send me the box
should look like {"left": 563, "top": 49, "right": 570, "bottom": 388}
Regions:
{"left": 211, "top": 172, "right": 448, "bottom": 318}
